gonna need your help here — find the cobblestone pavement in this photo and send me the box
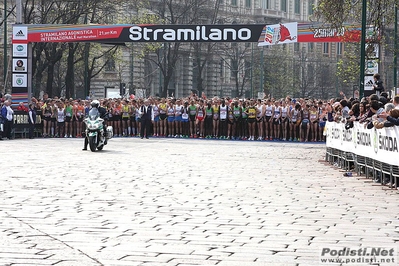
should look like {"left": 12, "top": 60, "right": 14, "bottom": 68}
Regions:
{"left": 0, "top": 137, "right": 398, "bottom": 266}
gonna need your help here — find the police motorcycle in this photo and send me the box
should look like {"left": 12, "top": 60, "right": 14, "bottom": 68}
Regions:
{"left": 84, "top": 101, "right": 113, "bottom": 152}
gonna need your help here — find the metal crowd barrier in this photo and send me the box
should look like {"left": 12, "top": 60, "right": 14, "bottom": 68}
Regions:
{"left": 325, "top": 148, "right": 398, "bottom": 190}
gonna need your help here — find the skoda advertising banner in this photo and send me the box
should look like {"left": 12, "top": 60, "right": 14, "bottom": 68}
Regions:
{"left": 326, "top": 121, "right": 399, "bottom": 166}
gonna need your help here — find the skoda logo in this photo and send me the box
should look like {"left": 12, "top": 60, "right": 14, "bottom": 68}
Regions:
{"left": 16, "top": 78, "right": 23, "bottom": 85}
{"left": 340, "top": 128, "right": 344, "bottom": 146}
{"left": 373, "top": 128, "right": 378, "bottom": 154}
{"left": 353, "top": 129, "right": 357, "bottom": 148}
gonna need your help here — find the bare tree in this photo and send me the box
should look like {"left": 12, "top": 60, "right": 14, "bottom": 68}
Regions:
{"left": 218, "top": 43, "right": 251, "bottom": 97}
{"left": 263, "top": 47, "right": 295, "bottom": 99}
{"left": 139, "top": 0, "right": 217, "bottom": 97}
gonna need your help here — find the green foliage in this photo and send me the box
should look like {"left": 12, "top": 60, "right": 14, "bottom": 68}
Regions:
{"left": 314, "top": 0, "right": 398, "bottom": 42}
{"left": 314, "top": 0, "right": 398, "bottom": 95}
{"left": 263, "top": 46, "right": 294, "bottom": 98}
{"left": 336, "top": 43, "right": 360, "bottom": 86}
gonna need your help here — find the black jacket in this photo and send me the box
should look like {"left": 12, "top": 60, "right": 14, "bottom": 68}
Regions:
{"left": 374, "top": 80, "right": 384, "bottom": 92}
{"left": 387, "top": 115, "right": 399, "bottom": 126}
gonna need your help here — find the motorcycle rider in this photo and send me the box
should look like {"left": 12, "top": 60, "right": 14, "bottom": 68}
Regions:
{"left": 82, "top": 100, "right": 108, "bottom": 150}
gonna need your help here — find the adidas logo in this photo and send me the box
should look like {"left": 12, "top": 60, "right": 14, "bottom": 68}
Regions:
{"left": 16, "top": 30, "right": 25, "bottom": 36}
{"left": 365, "top": 79, "right": 374, "bottom": 85}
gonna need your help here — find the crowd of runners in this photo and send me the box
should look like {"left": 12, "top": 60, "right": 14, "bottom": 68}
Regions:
{"left": 2, "top": 91, "right": 398, "bottom": 141}
{"left": 3, "top": 93, "right": 330, "bottom": 141}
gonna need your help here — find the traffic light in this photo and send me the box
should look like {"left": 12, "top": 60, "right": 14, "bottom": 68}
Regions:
{"left": 120, "top": 82, "right": 126, "bottom": 96}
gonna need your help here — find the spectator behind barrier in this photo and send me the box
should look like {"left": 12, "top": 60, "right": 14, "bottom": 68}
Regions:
{"left": 379, "top": 108, "right": 399, "bottom": 126}
{"left": 374, "top": 103, "right": 395, "bottom": 129}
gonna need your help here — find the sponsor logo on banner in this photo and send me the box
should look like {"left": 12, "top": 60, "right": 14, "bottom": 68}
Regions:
{"left": 373, "top": 128, "right": 379, "bottom": 154}
{"left": 378, "top": 133, "right": 398, "bottom": 153}
{"left": 260, "top": 22, "right": 297, "bottom": 46}
{"left": 13, "top": 59, "right": 27, "bottom": 72}
{"left": 353, "top": 128, "right": 358, "bottom": 148}
{"left": 342, "top": 128, "right": 353, "bottom": 143}
{"left": 365, "top": 60, "right": 378, "bottom": 75}
{"left": 364, "top": 76, "right": 375, "bottom": 91}
{"left": 331, "top": 126, "right": 340, "bottom": 140}
{"left": 13, "top": 26, "right": 28, "bottom": 41}
{"left": 340, "top": 127, "right": 344, "bottom": 146}
{"left": 366, "top": 43, "right": 379, "bottom": 58}
{"left": 357, "top": 131, "right": 371, "bottom": 147}
{"left": 12, "top": 74, "right": 27, "bottom": 87}
{"left": 13, "top": 44, "right": 28, "bottom": 57}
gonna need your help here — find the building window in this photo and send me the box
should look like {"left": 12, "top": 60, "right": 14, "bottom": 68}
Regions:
{"left": 323, "top": 43, "right": 330, "bottom": 55}
{"left": 281, "top": 0, "right": 287, "bottom": 12}
{"left": 231, "top": 0, "right": 237, "bottom": 6}
{"left": 308, "top": 43, "right": 314, "bottom": 53}
{"left": 337, "top": 42, "right": 343, "bottom": 55}
{"left": 261, "top": 0, "right": 270, "bottom": 9}
{"left": 245, "top": 0, "right": 251, "bottom": 8}
{"left": 294, "top": 0, "right": 301, "bottom": 14}
{"left": 308, "top": 0, "right": 314, "bottom": 15}
{"left": 294, "top": 43, "right": 300, "bottom": 52}
{"left": 307, "top": 64, "right": 314, "bottom": 84}
{"left": 105, "top": 57, "right": 115, "bottom": 72}
{"left": 244, "top": 61, "right": 251, "bottom": 78}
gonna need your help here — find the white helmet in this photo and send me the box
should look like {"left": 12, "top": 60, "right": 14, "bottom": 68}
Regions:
{"left": 91, "top": 100, "right": 100, "bottom": 108}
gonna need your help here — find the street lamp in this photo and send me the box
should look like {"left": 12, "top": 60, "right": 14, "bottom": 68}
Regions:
{"left": 260, "top": 46, "right": 264, "bottom": 99}
{"left": 3, "top": 0, "right": 7, "bottom": 85}
{"left": 301, "top": 47, "right": 307, "bottom": 98}
{"left": 359, "top": 0, "right": 367, "bottom": 99}
{"left": 394, "top": 4, "right": 398, "bottom": 91}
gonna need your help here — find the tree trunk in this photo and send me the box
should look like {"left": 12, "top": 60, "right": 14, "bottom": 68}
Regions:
{"left": 46, "top": 63, "right": 55, "bottom": 97}
{"left": 197, "top": 74, "right": 204, "bottom": 97}
{"left": 163, "top": 75, "right": 171, "bottom": 97}
{"left": 195, "top": 53, "right": 204, "bottom": 96}
{"left": 34, "top": 72, "right": 43, "bottom": 97}
{"left": 235, "top": 74, "right": 239, "bottom": 97}
{"left": 65, "top": 43, "right": 76, "bottom": 99}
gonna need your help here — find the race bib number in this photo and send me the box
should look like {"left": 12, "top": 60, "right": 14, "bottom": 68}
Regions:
{"left": 182, "top": 113, "right": 189, "bottom": 119}
{"left": 220, "top": 110, "right": 227, "bottom": 119}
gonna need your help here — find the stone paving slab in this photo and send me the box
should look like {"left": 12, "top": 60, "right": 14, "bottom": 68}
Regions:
{"left": 0, "top": 138, "right": 399, "bottom": 265}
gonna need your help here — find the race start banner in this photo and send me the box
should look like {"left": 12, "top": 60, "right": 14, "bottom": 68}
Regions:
{"left": 12, "top": 23, "right": 362, "bottom": 45}
{"left": 325, "top": 121, "right": 399, "bottom": 166}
